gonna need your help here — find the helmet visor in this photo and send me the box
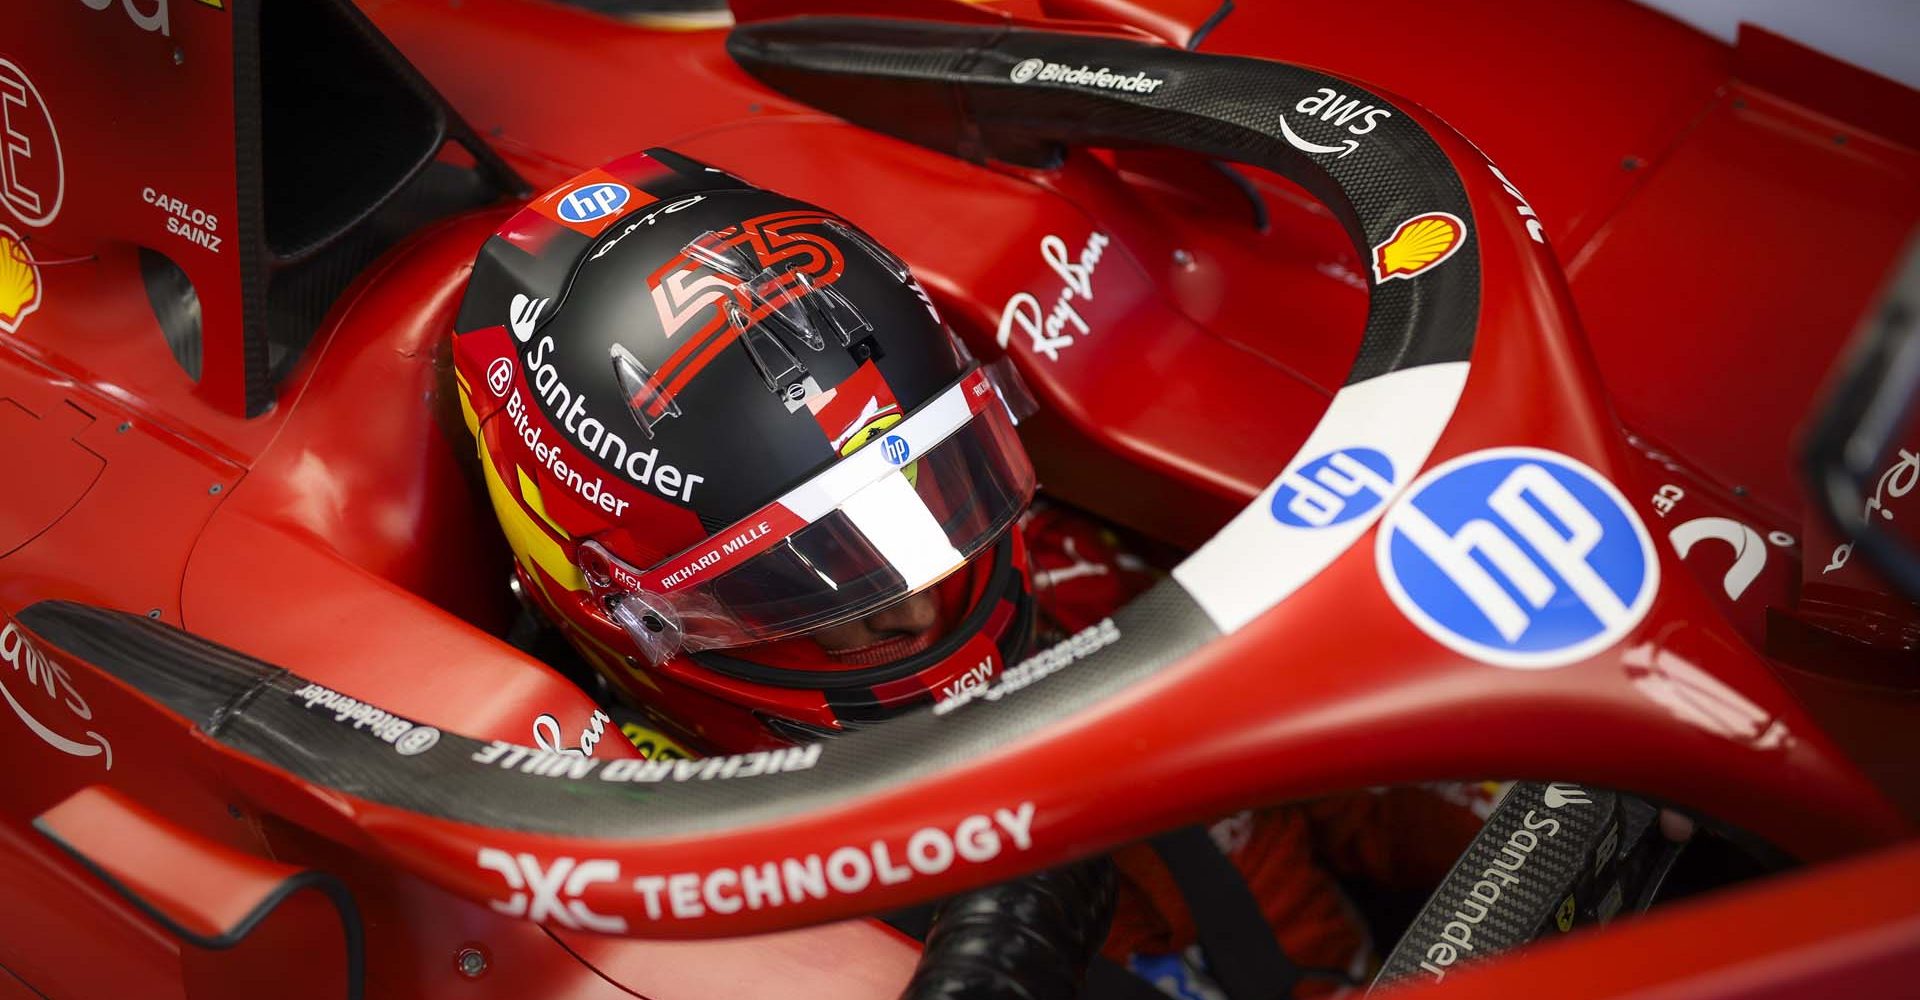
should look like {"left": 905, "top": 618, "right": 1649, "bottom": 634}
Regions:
{"left": 589, "top": 369, "right": 1034, "bottom": 660}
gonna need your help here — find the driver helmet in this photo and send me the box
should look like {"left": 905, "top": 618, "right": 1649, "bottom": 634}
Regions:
{"left": 450, "top": 148, "right": 1038, "bottom": 747}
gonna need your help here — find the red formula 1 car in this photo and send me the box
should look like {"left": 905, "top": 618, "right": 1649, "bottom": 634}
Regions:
{"left": 2, "top": 0, "right": 1918, "bottom": 997}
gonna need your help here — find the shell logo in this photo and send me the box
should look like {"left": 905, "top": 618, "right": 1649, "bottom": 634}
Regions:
{"left": 0, "top": 224, "right": 41, "bottom": 334}
{"left": 1371, "top": 211, "right": 1466, "bottom": 283}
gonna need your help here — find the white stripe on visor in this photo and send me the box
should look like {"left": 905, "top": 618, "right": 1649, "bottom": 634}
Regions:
{"left": 781, "top": 374, "right": 980, "bottom": 521}
{"left": 585, "top": 367, "right": 1033, "bottom": 663}
{"left": 839, "top": 472, "right": 965, "bottom": 589}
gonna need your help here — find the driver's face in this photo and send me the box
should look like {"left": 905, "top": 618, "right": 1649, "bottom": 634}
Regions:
{"left": 810, "top": 590, "right": 941, "bottom": 655}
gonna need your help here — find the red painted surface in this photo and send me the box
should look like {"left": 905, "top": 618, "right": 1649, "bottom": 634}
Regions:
{"left": 0, "top": 0, "right": 1915, "bottom": 995}
{"left": 36, "top": 787, "right": 350, "bottom": 1000}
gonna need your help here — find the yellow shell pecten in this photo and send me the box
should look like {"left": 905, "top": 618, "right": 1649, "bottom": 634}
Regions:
{"left": 0, "top": 232, "right": 37, "bottom": 327}
{"left": 1375, "top": 213, "right": 1463, "bottom": 280}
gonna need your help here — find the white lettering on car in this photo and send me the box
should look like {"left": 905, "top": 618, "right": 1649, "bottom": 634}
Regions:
{"left": 480, "top": 802, "right": 1039, "bottom": 927}
{"left": 1669, "top": 517, "right": 1772, "bottom": 602}
{"left": 934, "top": 618, "right": 1120, "bottom": 715}
{"left": 532, "top": 709, "right": 610, "bottom": 758}
{"left": 141, "top": 186, "right": 221, "bottom": 253}
{"left": 1416, "top": 804, "right": 1570, "bottom": 982}
{"left": 468, "top": 741, "right": 823, "bottom": 783}
{"left": 77, "top": 0, "right": 170, "bottom": 37}
{"left": 1294, "top": 87, "right": 1394, "bottom": 136}
{"left": 290, "top": 682, "right": 441, "bottom": 756}
{"left": 476, "top": 849, "right": 628, "bottom": 933}
{"left": 0, "top": 620, "right": 111, "bottom": 769}
{"left": 936, "top": 655, "right": 996, "bottom": 706}
{"left": 1648, "top": 483, "right": 1794, "bottom": 603}
{"left": 997, "top": 231, "right": 1109, "bottom": 362}
{"left": 0, "top": 59, "right": 64, "bottom": 228}
{"left": 1487, "top": 163, "right": 1546, "bottom": 245}
{"left": 1009, "top": 59, "right": 1165, "bottom": 94}
{"left": 1825, "top": 448, "right": 1918, "bottom": 575}
{"left": 1277, "top": 87, "right": 1395, "bottom": 159}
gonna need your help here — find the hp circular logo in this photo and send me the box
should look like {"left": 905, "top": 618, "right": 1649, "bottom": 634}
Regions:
{"left": 1377, "top": 448, "right": 1657, "bottom": 669}
{"left": 1010, "top": 58, "right": 1045, "bottom": 83}
{"left": 881, "top": 435, "right": 912, "bottom": 465}
{"left": 1271, "top": 447, "right": 1396, "bottom": 528}
{"left": 557, "top": 182, "right": 631, "bottom": 224}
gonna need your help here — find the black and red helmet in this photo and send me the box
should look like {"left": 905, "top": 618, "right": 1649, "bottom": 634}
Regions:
{"left": 451, "top": 149, "right": 1037, "bottom": 746}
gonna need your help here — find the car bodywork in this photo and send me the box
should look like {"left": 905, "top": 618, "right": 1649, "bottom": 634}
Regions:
{"left": 0, "top": 0, "right": 1916, "bottom": 996}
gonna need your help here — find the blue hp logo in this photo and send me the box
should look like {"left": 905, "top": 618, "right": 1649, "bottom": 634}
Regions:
{"left": 1271, "top": 447, "right": 1396, "bottom": 528}
{"left": 557, "top": 182, "right": 631, "bottom": 224}
{"left": 881, "top": 434, "right": 911, "bottom": 465}
{"left": 1376, "top": 448, "right": 1657, "bottom": 668}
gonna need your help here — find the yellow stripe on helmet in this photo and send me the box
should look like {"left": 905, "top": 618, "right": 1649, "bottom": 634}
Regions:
{"left": 478, "top": 434, "right": 587, "bottom": 595}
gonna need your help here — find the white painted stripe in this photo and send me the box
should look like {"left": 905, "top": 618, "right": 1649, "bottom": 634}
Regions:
{"left": 840, "top": 473, "right": 965, "bottom": 589}
{"left": 1172, "top": 362, "right": 1470, "bottom": 634}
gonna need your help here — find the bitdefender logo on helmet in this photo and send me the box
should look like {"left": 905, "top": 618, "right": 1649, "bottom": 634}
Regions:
{"left": 1007, "top": 58, "right": 1166, "bottom": 94}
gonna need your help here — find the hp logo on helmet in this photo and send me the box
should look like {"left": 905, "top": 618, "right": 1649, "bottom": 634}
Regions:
{"left": 881, "top": 435, "right": 911, "bottom": 465}
{"left": 558, "top": 182, "right": 631, "bottom": 224}
{"left": 1010, "top": 58, "right": 1045, "bottom": 83}
{"left": 1377, "top": 448, "right": 1657, "bottom": 669}
{"left": 1271, "top": 447, "right": 1396, "bottom": 528}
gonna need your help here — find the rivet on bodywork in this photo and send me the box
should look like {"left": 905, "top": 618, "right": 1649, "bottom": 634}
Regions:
{"left": 455, "top": 947, "right": 488, "bottom": 979}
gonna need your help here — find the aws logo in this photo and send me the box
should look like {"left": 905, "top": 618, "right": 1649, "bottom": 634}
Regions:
{"left": 1, "top": 618, "right": 111, "bottom": 770}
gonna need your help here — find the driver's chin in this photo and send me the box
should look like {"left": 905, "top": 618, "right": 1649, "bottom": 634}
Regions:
{"left": 811, "top": 590, "right": 943, "bottom": 661}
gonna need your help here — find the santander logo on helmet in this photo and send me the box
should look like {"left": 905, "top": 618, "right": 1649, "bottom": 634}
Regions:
{"left": 505, "top": 307, "right": 703, "bottom": 507}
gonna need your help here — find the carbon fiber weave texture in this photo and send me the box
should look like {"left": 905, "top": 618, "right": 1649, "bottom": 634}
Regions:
{"left": 1374, "top": 781, "right": 1619, "bottom": 990}
{"left": 21, "top": 581, "right": 1216, "bottom": 837}
{"left": 728, "top": 17, "right": 1480, "bottom": 383}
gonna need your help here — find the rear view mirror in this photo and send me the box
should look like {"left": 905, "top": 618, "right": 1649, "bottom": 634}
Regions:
{"left": 1803, "top": 229, "right": 1920, "bottom": 599}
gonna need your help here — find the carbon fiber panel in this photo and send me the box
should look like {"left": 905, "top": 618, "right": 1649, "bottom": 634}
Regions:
{"left": 1374, "top": 781, "right": 1620, "bottom": 990}
{"left": 726, "top": 17, "right": 1480, "bottom": 383}
{"left": 21, "top": 584, "right": 1217, "bottom": 836}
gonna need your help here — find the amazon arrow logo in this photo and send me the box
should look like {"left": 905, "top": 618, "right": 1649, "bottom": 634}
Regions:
{"left": 0, "top": 621, "right": 112, "bottom": 770}
{"left": 1277, "top": 114, "right": 1360, "bottom": 159}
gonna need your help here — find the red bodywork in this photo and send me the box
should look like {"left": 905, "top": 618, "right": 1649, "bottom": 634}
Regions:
{"left": 1, "top": 0, "right": 1916, "bottom": 996}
